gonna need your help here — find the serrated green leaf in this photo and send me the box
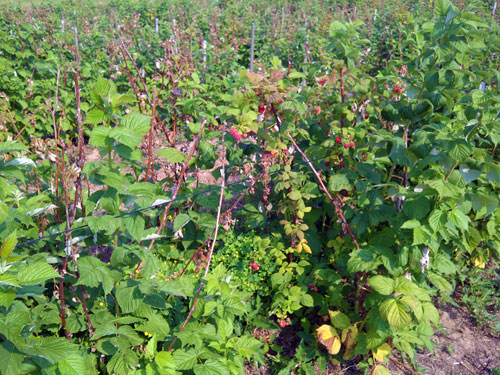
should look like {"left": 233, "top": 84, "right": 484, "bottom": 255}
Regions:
{"left": 0, "top": 341, "right": 24, "bottom": 375}
{"left": 328, "top": 174, "right": 351, "bottom": 192}
{"left": 173, "top": 213, "right": 191, "bottom": 232}
{"left": 193, "top": 359, "right": 229, "bottom": 375}
{"left": 1, "top": 230, "right": 17, "bottom": 259}
{"left": 428, "top": 273, "right": 453, "bottom": 292}
{"left": 17, "top": 261, "right": 61, "bottom": 285}
{"left": 379, "top": 298, "right": 412, "bottom": 328}
{"left": 328, "top": 311, "right": 350, "bottom": 330}
{"left": 58, "top": 354, "right": 86, "bottom": 375}
{"left": 368, "top": 276, "right": 394, "bottom": 295}
{"left": 157, "top": 147, "right": 187, "bottom": 163}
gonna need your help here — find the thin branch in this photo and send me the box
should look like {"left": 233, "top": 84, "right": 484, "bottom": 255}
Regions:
{"left": 133, "top": 118, "right": 206, "bottom": 277}
{"left": 118, "top": 38, "right": 153, "bottom": 110}
{"left": 167, "top": 122, "right": 227, "bottom": 352}
{"left": 287, "top": 132, "right": 359, "bottom": 249}
{"left": 388, "top": 356, "right": 418, "bottom": 375}
{"left": 176, "top": 172, "right": 262, "bottom": 279}
{"left": 144, "top": 85, "right": 157, "bottom": 182}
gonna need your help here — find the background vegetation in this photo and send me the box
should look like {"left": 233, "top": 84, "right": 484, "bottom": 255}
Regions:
{"left": 0, "top": 0, "right": 499, "bottom": 374}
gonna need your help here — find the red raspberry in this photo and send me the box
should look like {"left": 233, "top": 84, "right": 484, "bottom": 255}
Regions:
{"left": 350, "top": 141, "right": 355, "bottom": 148}
{"left": 325, "top": 161, "right": 330, "bottom": 167}
{"left": 335, "top": 137, "right": 341, "bottom": 144}
{"left": 319, "top": 79, "right": 326, "bottom": 86}
{"left": 279, "top": 320, "right": 287, "bottom": 328}
{"left": 314, "top": 106, "right": 321, "bottom": 115}
{"left": 344, "top": 143, "right": 349, "bottom": 149}
{"left": 252, "top": 263, "right": 260, "bottom": 271}
{"left": 364, "top": 114, "right": 369, "bottom": 119}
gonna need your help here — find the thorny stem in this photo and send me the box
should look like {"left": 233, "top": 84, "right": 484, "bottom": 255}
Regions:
{"left": 59, "top": 257, "right": 70, "bottom": 339}
{"left": 133, "top": 118, "right": 206, "bottom": 276}
{"left": 167, "top": 123, "right": 226, "bottom": 352}
{"left": 144, "top": 85, "right": 157, "bottom": 182}
{"left": 288, "top": 132, "right": 359, "bottom": 250}
{"left": 52, "top": 68, "right": 62, "bottom": 224}
{"left": 340, "top": 67, "right": 345, "bottom": 128}
{"left": 118, "top": 38, "right": 153, "bottom": 110}
{"left": 270, "top": 103, "right": 282, "bottom": 130}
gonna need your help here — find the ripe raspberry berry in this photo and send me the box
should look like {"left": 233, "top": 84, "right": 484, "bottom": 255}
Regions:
{"left": 318, "top": 120, "right": 322, "bottom": 126}
{"left": 319, "top": 79, "right": 326, "bottom": 86}
{"left": 252, "top": 263, "right": 260, "bottom": 271}
{"left": 364, "top": 114, "right": 369, "bottom": 119}
{"left": 325, "top": 161, "right": 330, "bottom": 167}
{"left": 279, "top": 320, "right": 287, "bottom": 328}
{"left": 344, "top": 143, "right": 349, "bottom": 149}
{"left": 314, "top": 106, "right": 321, "bottom": 115}
{"left": 335, "top": 137, "right": 341, "bottom": 144}
{"left": 350, "top": 141, "right": 355, "bottom": 148}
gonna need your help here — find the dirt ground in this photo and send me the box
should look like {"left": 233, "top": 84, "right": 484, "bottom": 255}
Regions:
{"left": 245, "top": 304, "right": 500, "bottom": 375}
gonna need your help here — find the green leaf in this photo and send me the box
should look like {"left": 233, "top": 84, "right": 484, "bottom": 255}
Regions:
{"left": 422, "top": 302, "right": 440, "bottom": 325}
{"left": 157, "top": 147, "right": 187, "bottom": 163}
{"left": 20, "top": 337, "right": 79, "bottom": 363}
{"left": 58, "top": 354, "right": 86, "bottom": 375}
{"left": 328, "top": 173, "right": 351, "bottom": 192}
{"left": 403, "top": 197, "right": 430, "bottom": 220}
{"left": 0, "top": 141, "right": 26, "bottom": 155}
{"left": 85, "top": 109, "right": 107, "bottom": 125}
{"left": 173, "top": 349, "right": 199, "bottom": 370}
{"left": 428, "top": 209, "right": 446, "bottom": 232}
{"left": 0, "top": 288, "right": 16, "bottom": 308}
{"left": 17, "top": 261, "right": 61, "bottom": 285}
{"left": 288, "top": 190, "right": 301, "bottom": 200}
{"left": 173, "top": 213, "right": 191, "bottom": 232}
{"left": 328, "top": 311, "right": 350, "bottom": 330}
{"left": 379, "top": 299, "right": 412, "bottom": 328}
{"left": 89, "top": 126, "right": 112, "bottom": 147}
{"left": 368, "top": 276, "right": 394, "bottom": 295}
{"left": 447, "top": 209, "right": 469, "bottom": 231}
{"left": 193, "top": 359, "right": 229, "bottom": 375}
{"left": 447, "top": 140, "right": 471, "bottom": 162}
{"left": 0, "top": 341, "right": 23, "bottom": 375}
{"left": 116, "top": 282, "right": 143, "bottom": 314}
{"left": 459, "top": 165, "right": 481, "bottom": 184}
{"left": 0, "top": 230, "right": 17, "bottom": 259}
{"left": 76, "top": 256, "right": 118, "bottom": 295}
{"left": 428, "top": 273, "right": 453, "bottom": 292}
{"left": 434, "top": 0, "right": 452, "bottom": 17}
{"left": 401, "top": 220, "right": 420, "bottom": 229}
{"left": 121, "top": 112, "right": 151, "bottom": 137}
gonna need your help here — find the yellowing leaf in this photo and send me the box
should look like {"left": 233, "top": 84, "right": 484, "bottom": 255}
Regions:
{"left": 372, "top": 343, "right": 392, "bottom": 362}
{"left": 316, "top": 325, "right": 341, "bottom": 355}
{"left": 373, "top": 364, "right": 391, "bottom": 375}
{"left": 341, "top": 325, "right": 358, "bottom": 349}
{"left": 302, "top": 243, "right": 312, "bottom": 254}
{"left": 473, "top": 257, "right": 485, "bottom": 268}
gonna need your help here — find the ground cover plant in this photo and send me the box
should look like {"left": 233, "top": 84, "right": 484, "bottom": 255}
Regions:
{"left": 0, "top": 0, "right": 499, "bottom": 374}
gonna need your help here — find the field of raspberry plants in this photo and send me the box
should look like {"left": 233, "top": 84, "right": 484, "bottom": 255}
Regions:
{"left": 1, "top": 0, "right": 500, "bottom": 374}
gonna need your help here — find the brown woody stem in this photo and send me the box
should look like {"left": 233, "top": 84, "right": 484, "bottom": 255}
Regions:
{"left": 288, "top": 132, "right": 359, "bottom": 249}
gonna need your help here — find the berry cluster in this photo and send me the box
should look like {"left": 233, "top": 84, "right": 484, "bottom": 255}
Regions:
{"left": 249, "top": 258, "right": 260, "bottom": 271}
{"left": 229, "top": 126, "right": 247, "bottom": 142}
